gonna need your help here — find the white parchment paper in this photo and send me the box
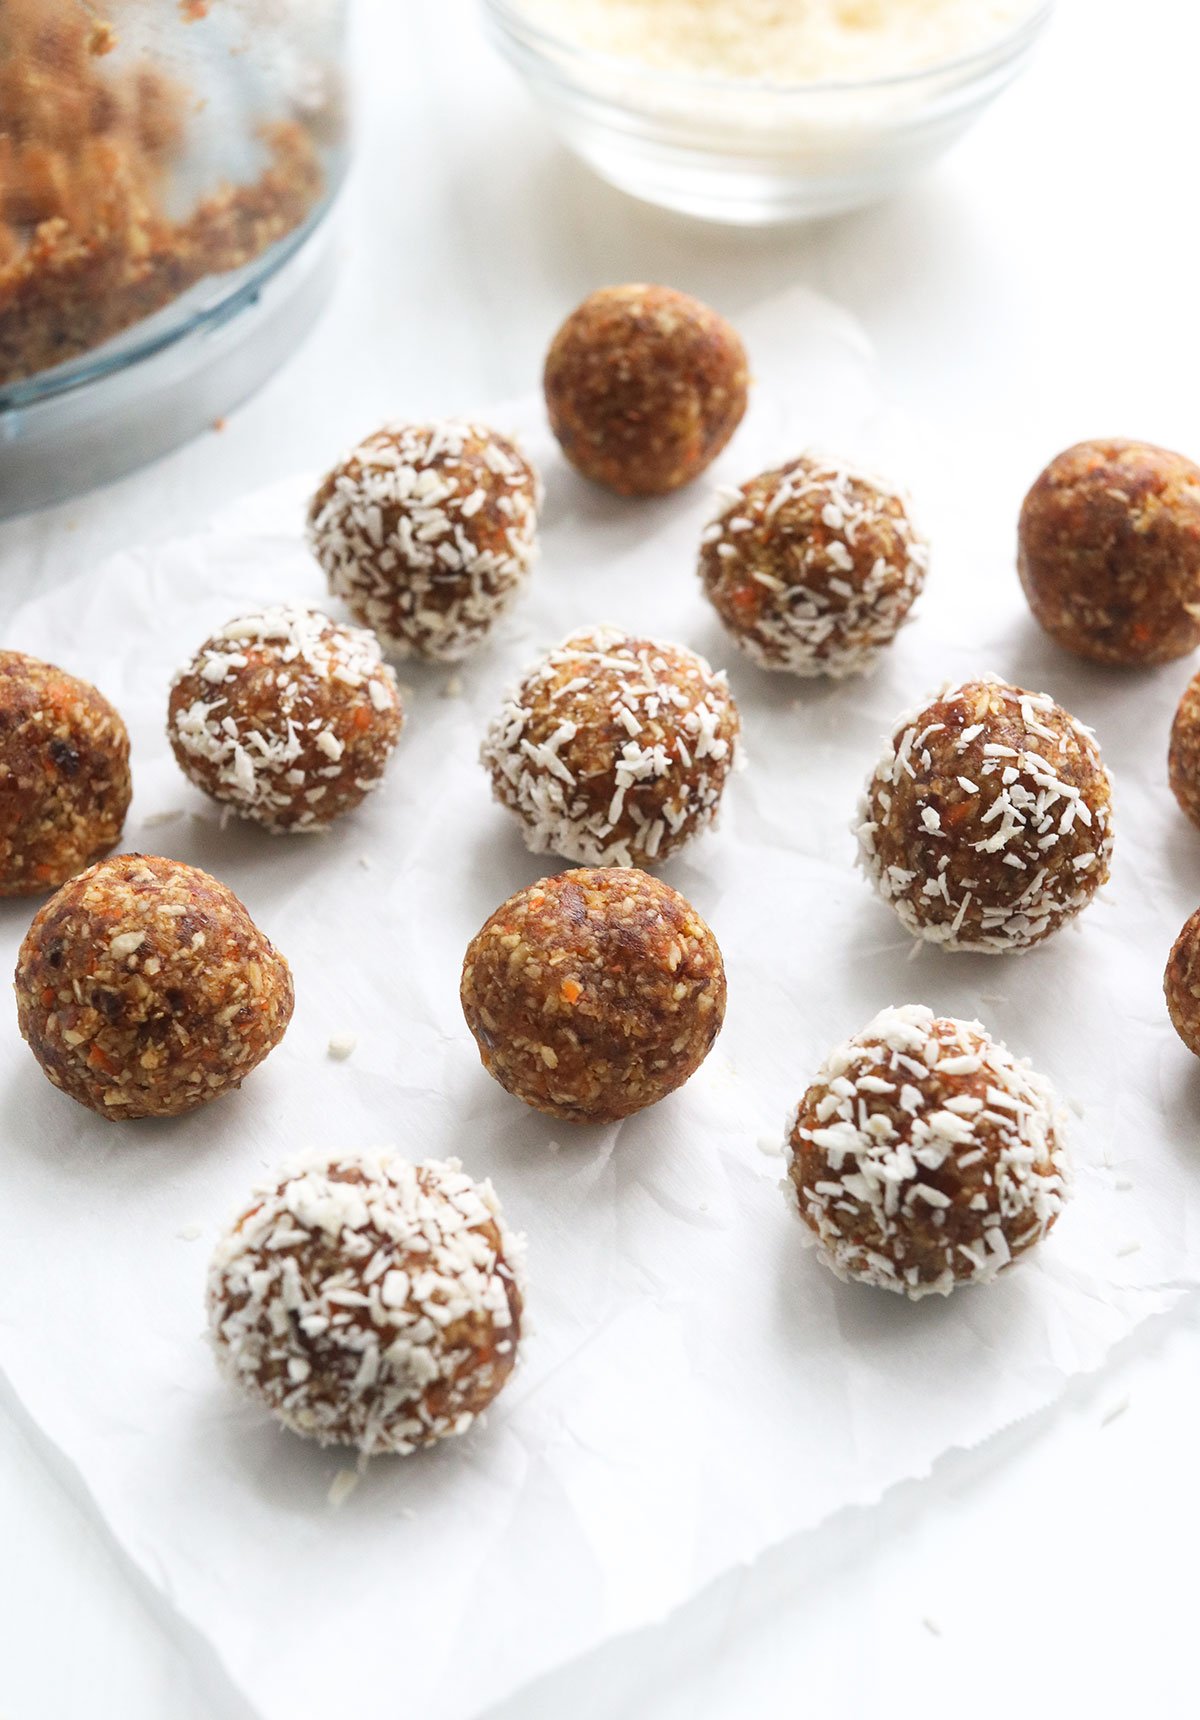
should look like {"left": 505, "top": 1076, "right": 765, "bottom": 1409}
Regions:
{"left": 1, "top": 290, "right": 1197, "bottom": 1719}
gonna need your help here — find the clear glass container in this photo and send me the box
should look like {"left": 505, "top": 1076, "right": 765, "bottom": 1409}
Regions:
{"left": 0, "top": 0, "right": 349, "bottom": 515}
{"left": 482, "top": 0, "right": 1052, "bottom": 227}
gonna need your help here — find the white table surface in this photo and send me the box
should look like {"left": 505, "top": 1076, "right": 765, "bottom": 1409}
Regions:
{"left": 3, "top": 2, "right": 1199, "bottom": 1715}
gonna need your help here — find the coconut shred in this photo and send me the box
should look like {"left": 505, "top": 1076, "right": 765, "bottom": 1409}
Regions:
{"left": 515, "top": 0, "right": 1041, "bottom": 83}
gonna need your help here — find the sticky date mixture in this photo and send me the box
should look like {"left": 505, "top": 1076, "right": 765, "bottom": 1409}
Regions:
{"left": 0, "top": 0, "right": 325, "bottom": 387}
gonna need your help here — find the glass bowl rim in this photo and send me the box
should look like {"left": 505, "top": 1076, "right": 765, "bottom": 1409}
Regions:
{"left": 481, "top": 0, "right": 1054, "bottom": 99}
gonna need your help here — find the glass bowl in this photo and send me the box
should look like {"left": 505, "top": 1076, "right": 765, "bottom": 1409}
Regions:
{"left": 481, "top": 0, "right": 1053, "bottom": 225}
{"left": 0, "top": 0, "right": 349, "bottom": 516}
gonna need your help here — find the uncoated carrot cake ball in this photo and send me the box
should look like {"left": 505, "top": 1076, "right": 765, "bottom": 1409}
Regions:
{"left": 856, "top": 675, "right": 1113, "bottom": 952}
{"left": 460, "top": 868, "right": 725, "bottom": 1124}
{"left": 307, "top": 421, "right": 542, "bottom": 661}
{"left": 480, "top": 625, "right": 740, "bottom": 867}
{"left": 1164, "top": 907, "right": 1200, "bottom": 1057}
{"left": 699, "top": 453, "right": 928, "bottom": 677}
{"left": 1168, "top": 668, "right": 1200, "bottom": 830}
{"left": 544, "top": 284, "right": 748, "bottom": 496}
{"left": 0, "top": 649, "right": 131, "bottom": 895}
{"left": 1018, "top": 439, "right": 1200, "bottom": 665}
{"left": 167, "top": 604, "right": 403, "bottom": 833}
{"left": 15, "top": 854, "right": 293, "bottom": 1119}
{"left": 785, "top": 1004, "right": 1069, "bottom": 1298}
{"left": 208, "top": 1150, "right": 525, "bottom": 1454}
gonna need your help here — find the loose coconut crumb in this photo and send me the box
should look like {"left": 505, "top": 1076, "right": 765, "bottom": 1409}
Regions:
{"left": 328, "top": 1468, "right": 360, "bottom": 1507}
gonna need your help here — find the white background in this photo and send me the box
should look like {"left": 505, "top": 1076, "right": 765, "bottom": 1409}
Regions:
{"left": 2, "top": 0, "right": 1199, "bottom": 1714}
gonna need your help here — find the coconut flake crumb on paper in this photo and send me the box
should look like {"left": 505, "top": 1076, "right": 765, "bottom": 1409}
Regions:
{"left": 1101, "top": 1397, "right": 1131, "bottom": 1428}
{"left": 441, "top": 674, "right": 464, "bottom": 699}
{"left": 922, "top": 1616, "right": 943, "bottom": 1638}
{"left": 757, "top": 1134, "right": 784, "bottom": 1156}
{"left": 1116, "top": 1240, "right": 1142, "bottom": 1259}
{"left": 328, "top": 1469, "right": 360, "bottom": 1508}
{"left": 176, "top": 1223, "right": 203, "bottom": 1242}
{"left": 327, "top": 1033, "right": 357, "bottom": 1061}
{"left": 142, "top": 809, "right": 185, "bottom": 829}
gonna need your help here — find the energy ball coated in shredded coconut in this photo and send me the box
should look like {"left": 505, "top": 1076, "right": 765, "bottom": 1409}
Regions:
{"left": 0, "top": 650, "right": 132, "bottom": 895}
{"left": 15, "top": 854, "right": 293, "bottom": 1120}
{"left": 544, "top": 284, "right": 749, "bottom": 497}
{"left": 856, "top": 675, "right": 1113, "bottom": 952}
{"left": 480, "top": 625, "right": 740, "bottom": 868}
{"left": 167, "top": 604, "right": 403, "bottom": 833}
{"left": 460, "top": 868, "right": 726, "bottom": 1124}
{"left": 1164, "top": 908, "right": 1200, "bottom": 1058}
{"left": 785, "top": 1004, "right": 1069, "bottom": 1298}
{"left": 1018, "top": 439, "right": 1200, "bottom": 666}
{"left": 207, "top": 1149, "right": 525, "bottom": 1454}
{"left": 699, "top": 453, "right": 929, "bottom": 678}
{"left": 306, "top": 422, "right": 542, "bottom": 662}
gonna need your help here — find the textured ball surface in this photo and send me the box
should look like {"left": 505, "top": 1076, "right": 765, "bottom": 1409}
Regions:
{"left": 167, "top": 604, "right": 403, "bottom": 833}
{"left": 1018, "top": 439, "right": 1200, "bottom": 665}
{"left": 15, "top": 854, "right": 293, "bottom": 1119}
{"left": 307, "top": 421, "right": 541, "bottom": 661}
{"left": 699, "top": 453, "right": 928, "bottom": 677}
{"left": 856, "top": 676, "right": 1113, "bottom": 952}
{"left": 208, "top": 1150, "right": 525, "bottom": 1454}
{"left": 1168, "top": 669, "right": 1200, "bottom": 831}
{"left": 460, "top": 868, "right": 726, "bottom": 1123}
{"left": 544, "top": 284, "right": 748, "bottom": 496}
{"left": 481, "top": 625, "right": 740, "bottom": 867}
{"left": 786, "top": 1004, "right": 1068, "bottom": 1298}
{"left": 0, "top": 649, "right": 131, "bottom": 895}
{"left": 1165, "top": 908, "right": 1200, "bottom": 1058}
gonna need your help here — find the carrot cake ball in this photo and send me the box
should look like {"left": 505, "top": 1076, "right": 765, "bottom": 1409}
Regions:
{"left": 544, "top": 284, "right": 749, "bottom": 497}
{"left": 1164, "top": 908, "right": 1200, "bottom": 1057}
{"left": 1168, "top": 669, "right": 1200, "bottom": 830}
{"left": 0, "top": 649, "right": 131, "bottom": 896}
{"left": 785, "top": 1004, "right": 1069, "bottom": 1298}
{"left": 1018, "top": 439, "right": 1200, "bottom": 665}
{"left": 167, "top": 604, "right": 403, "bottom": 833}
{"left": 481, "top": 625, "right": 740, "bottom": 867}
{"left": 699, "top": 452, "right": 929, "bottom": 678}
{"left": 307, "top": 422, "right": 542, "bottom": 662}
{"left": 207, "top": 1149, "right": 525, "bottom": 1454}
{"left": 15, "top": 854, "right": 293, "bottom": 1120}
{"left": 857, "top": 675, "right": 1113, "bottom": 952}
{"left": 460, "top": 868, "right": 725, "bottom": 1124}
